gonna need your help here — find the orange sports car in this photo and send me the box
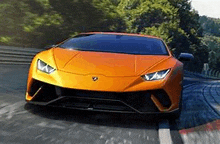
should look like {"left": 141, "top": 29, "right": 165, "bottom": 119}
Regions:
{"left": 25, "top": 32, "right": 193, "bottom": 116}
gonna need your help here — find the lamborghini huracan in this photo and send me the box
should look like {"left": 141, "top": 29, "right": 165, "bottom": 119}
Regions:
{"left": 25, "top": 32, "right": 193, "bottom": 116}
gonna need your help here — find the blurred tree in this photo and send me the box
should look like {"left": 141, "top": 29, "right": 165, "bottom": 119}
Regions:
{"left": 168, "top": 0, "right": 202, "bottom": 51}
{"left": 201, "top": 35, "right": 220, "bottom": 71}
{"left": 167, "top": 0, "right": 207, "bottom": 72}
{"left": 94, "top": 0, "right": 180, "bottom": 44}
{"left": 48, "top": 0, "right": 108, "bottom": 32}
{"left": 0, "top": 0, "right": 212, "bottom": 72}
{"left": 199, "top": 16, "right": 220, "bottom": 71}
{"left": 0, "top": 0, "right": 28, "bottom": 46}
{"left": 200, "top": 16, "right": 220, "bottom": 37}
{"left": 0, "top": 0, "right": 65, "bottom": 47}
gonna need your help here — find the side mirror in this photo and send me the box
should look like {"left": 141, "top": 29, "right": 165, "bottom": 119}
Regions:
{"left": 178, "top": 53, "right": 194, "bottom": 61}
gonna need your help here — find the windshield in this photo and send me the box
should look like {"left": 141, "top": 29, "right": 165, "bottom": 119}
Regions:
{"left": 58, "top": 34, "right": 169, "bottom": 55}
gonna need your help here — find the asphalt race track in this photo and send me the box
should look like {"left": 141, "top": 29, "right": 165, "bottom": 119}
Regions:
{"left": 0, "top": 64, "right": 220, "bottom": 144}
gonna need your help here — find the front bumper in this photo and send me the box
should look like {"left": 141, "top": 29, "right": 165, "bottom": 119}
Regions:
{"left": 26, "top": 79, "right": 178, "bottom": 114}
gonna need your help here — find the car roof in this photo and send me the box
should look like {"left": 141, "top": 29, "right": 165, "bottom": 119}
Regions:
{"left": 79, "top": 32, "right": 162, "bottom": 40}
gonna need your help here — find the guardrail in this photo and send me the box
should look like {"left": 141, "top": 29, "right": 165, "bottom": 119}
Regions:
{"left": 202, "top": 69, "right": 220, "bottom": 78}
{"left": 0, "top": 46, "right": 42, "bottom": 64}
{"left": 184, "top": 70, "right": 220, "bottom": 79}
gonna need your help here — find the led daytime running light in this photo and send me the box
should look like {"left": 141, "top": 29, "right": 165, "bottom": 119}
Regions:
{"left": 37, "top": 59, "right": 55, "bottom": 74}
{"left": 142, "top": 69, "right": 170, "bottom": 81}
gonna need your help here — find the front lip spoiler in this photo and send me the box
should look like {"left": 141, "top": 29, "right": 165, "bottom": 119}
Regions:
{"left": 27, "top": 96, "right": 179, "bottom": 114}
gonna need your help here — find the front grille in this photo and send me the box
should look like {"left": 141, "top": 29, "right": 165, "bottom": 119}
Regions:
{"left": 51, "top": 87, "right": 160, "bottom": 112}
{"left": 51, "top": 97, "right": 132, "bottom": 112}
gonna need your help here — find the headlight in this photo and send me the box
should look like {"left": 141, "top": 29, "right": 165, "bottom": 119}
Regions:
{"left": 141, "top": 69, "right": 170, "bottom": 81}
{"left": 37, "top": 59, "right": 56, "bottom": 74}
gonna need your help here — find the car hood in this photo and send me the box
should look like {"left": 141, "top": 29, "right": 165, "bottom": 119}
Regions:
{"left": 53, "top": 48, "right": 171, "bottom": 77}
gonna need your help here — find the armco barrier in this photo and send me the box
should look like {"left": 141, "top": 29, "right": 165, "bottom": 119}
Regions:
{"left": 0, "top": 46, "right": 42, "bottom": 64}
{"left": 185, "top": 69, "right": 220, "bottom": 79}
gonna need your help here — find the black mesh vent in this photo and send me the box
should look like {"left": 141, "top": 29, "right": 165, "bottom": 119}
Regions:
{"left": 28, "top": 79, "right": 44, "bottom": 96}
{"left": 29, "top": 79, "right": 58, "bottom": 102}
{"left": 152, "top": 89, "right": 171, "bottom": 108}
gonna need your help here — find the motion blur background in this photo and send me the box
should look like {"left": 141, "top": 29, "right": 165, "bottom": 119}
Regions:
{"left": 0, "top": 0, "right": 220, "bottom": 73}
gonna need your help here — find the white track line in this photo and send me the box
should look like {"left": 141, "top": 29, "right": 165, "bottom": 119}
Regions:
{"left": 158, "top": 120, "right": 173, "bottom": 144}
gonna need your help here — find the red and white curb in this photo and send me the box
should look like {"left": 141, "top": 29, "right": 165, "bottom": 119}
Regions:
{"left": 179, "top": 120, "right": 220, "bottom": 134}
{"left": 179, "top": 120, "right": 220, "bottom": 144}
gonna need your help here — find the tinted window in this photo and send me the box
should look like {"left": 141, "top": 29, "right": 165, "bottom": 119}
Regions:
{"left": 58, "top": 34, "right": 169, "bottom": 55}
